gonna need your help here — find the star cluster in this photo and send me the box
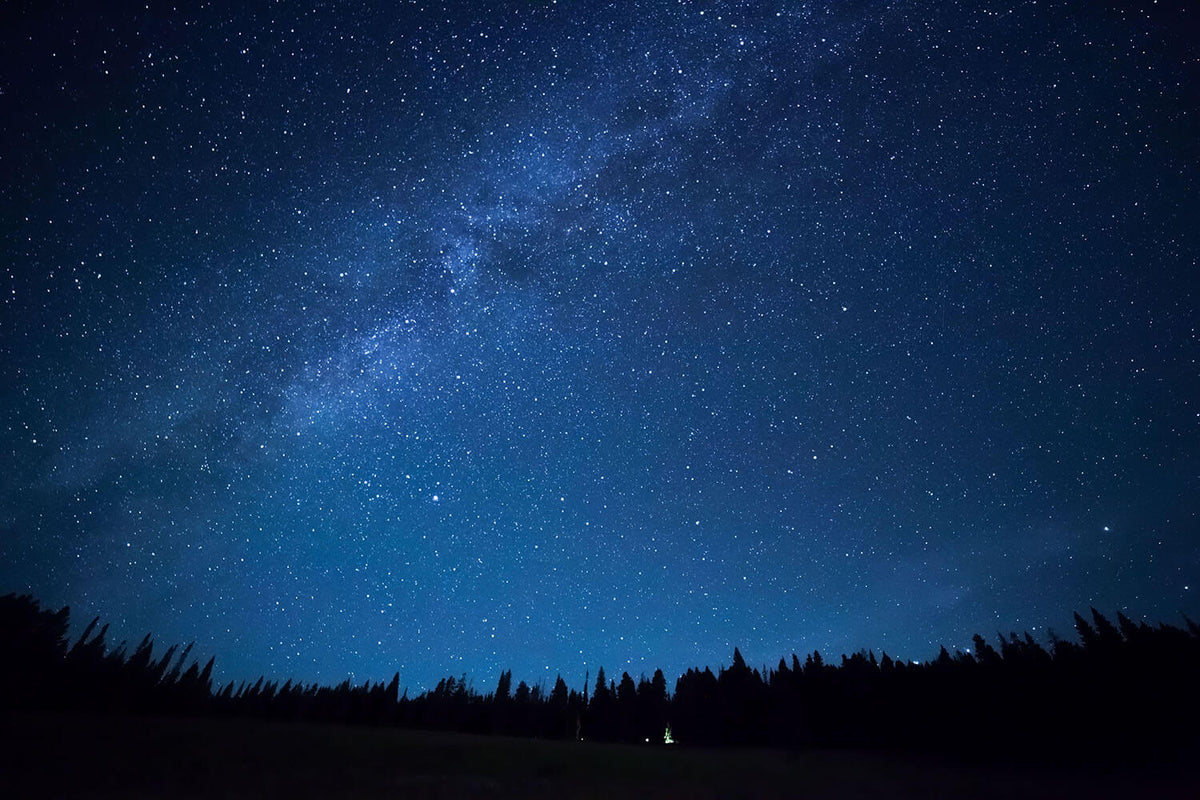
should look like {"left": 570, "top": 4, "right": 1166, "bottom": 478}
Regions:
{"left": 2, "top": 1, "right": 1196, "bottom": 691}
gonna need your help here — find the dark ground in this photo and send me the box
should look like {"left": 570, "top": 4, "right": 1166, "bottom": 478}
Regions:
{"left": 1, "top": 712, "right": 1196, "bottom": 799}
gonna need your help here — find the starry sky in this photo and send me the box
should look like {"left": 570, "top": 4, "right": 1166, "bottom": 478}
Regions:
{"left": 2, "top": 0, "right": 1197, "bottom": 692}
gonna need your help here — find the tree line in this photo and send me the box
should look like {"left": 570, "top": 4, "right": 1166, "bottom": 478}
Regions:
{"left": 3, "top": 593, "right": 1198, "bottom": 759}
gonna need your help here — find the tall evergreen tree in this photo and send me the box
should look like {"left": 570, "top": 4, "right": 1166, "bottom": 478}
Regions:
{"left": 494, "top": 669, "right": 512, "bottom": 702}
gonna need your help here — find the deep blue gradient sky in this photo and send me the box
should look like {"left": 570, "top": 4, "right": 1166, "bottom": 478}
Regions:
{"left": 2, "top": 1, "right": 1197, "bottom": 693}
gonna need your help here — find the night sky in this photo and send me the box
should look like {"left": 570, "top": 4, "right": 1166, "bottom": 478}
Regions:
{"left": 2, "top": 1, "right": 1197, "bottom": 693}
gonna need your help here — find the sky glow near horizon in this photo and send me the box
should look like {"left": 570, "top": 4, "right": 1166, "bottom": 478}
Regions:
{"left": 1, "top": 0, "right": 1197, "bottom": 693}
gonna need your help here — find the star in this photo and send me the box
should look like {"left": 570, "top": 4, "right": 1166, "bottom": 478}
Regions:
{"left": 0, "top": 0, "right": 1195, "bottom": 693}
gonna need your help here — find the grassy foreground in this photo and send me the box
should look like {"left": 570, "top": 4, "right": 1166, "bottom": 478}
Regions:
{"left": 1, "top": 712, "right": 1196, "bottom": 799}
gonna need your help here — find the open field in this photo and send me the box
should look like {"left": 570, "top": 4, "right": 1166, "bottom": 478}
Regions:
{"left": 1, "top": 712, "right": 1196, "bottom": 799}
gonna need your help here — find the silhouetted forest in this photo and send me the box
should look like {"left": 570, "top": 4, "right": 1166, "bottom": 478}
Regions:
{"left": 3, "top": 593, "right": 1198, "bottom": 760}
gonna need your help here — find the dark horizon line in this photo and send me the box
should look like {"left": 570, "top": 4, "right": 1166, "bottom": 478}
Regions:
{"left": 9, "top": 589, "right": 1195, "bottom": 700}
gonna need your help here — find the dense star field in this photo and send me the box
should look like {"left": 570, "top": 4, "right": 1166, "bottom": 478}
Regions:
{"left": 2, "top": 1, "right": 1196, "bottom": 693}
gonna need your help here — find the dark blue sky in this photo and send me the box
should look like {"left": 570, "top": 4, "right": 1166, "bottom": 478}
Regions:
{"left": 2, "top": 0, "right": 1196, "bottom": 693}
